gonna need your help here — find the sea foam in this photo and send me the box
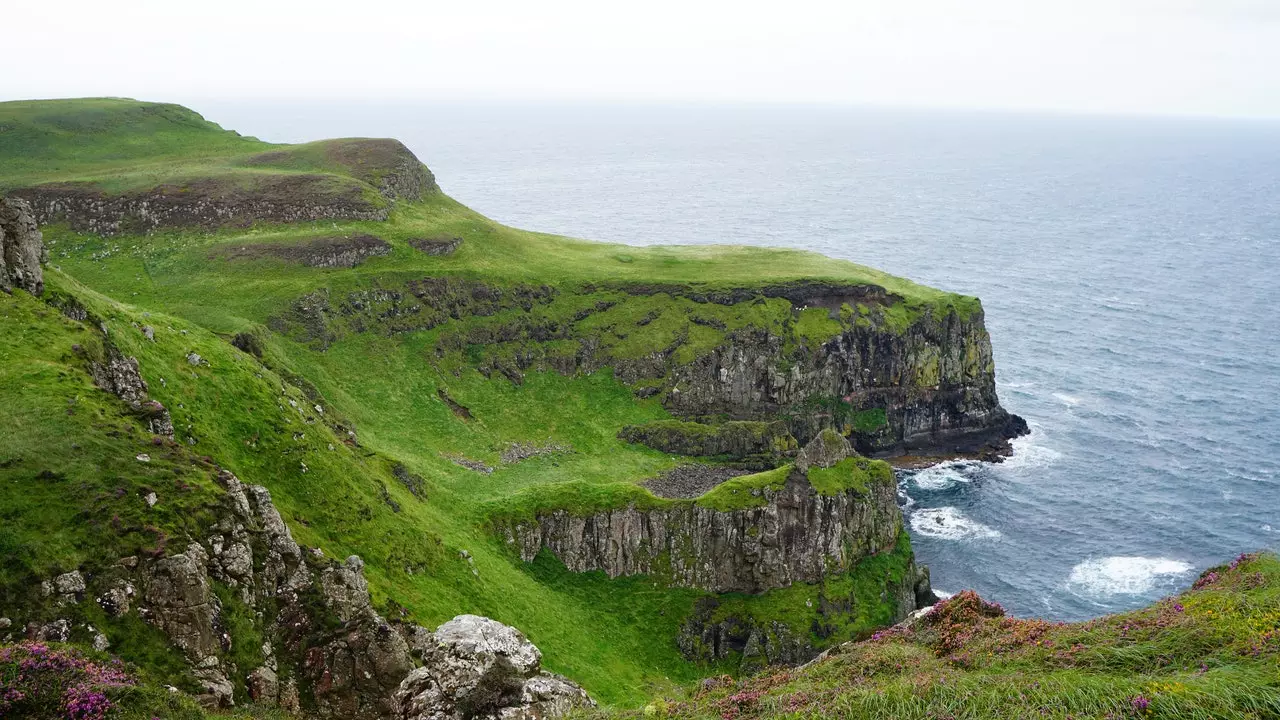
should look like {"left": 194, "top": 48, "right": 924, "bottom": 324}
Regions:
{"left": 1066, "top": 556, "right": 1194, "bottom": 597}
{"left": 909, "top": 460, "right": 983, "bottom": 491}
{"left": 910, "top": 507, "right": 1002, "bottom": 540}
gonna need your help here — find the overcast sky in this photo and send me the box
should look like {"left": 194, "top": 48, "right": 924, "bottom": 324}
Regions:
{"left": 4, "top": 0, "right": 1279, "bottom": 118}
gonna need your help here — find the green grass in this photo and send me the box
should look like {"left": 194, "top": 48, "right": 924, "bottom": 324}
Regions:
{"left": 806, "top": 457, "right": 894, "bottom": 497}
{"left": 601, "top": 553, "right": 1280, "bottom": 720}
{"left": 694, "top": 466, "right": 792, "bottom": 511}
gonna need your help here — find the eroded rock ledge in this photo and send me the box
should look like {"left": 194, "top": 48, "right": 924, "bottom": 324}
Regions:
{"left": 499, "top": 433, "right": 914, "bottom": 596}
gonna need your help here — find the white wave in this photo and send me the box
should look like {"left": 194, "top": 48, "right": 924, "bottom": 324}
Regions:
{"left": 1000, "top": 427, "right": 1063, "bottom": 471}
{"left": 1052, "top": 392, "right": 1081, "bottom": 406}
{"left": 932, "top": 589, "right": 954, "bottom": 600}
{"left": 1263, "top": 524, "right": 1274, "bottom": 533}
{"left": 910, "top": 507, "right": 1002, "bottom": 540}
{"left": 909, "top": 460, "right": 983, "bottom": 490}
{"left": 1066, "top": 556, "right": 1194, "bottom": 597}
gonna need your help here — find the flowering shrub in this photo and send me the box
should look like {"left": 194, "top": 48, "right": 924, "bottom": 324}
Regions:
{"left": 0, "top": 642, "right": 136, "bottom": 720}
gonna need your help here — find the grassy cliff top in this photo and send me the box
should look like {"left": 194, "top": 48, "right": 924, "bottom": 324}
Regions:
{"left": 0, "top": 98, "right": 977, "bottom": 318}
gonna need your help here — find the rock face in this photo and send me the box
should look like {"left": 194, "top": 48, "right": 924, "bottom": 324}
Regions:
{"left": 0, "top": 196, "right": 47, "bottom": 295}
{"left": 393, "top": 615, "right": 593, "bottom": 720}
{"left": 663, "top": 303, "right": 1027, "bottom": 457}
{"left": 500, "top": 447, "right": 903, "bottom": 595}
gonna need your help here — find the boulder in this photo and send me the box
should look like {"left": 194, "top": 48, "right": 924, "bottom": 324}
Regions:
{"left": 393, "top": 615, "right": 593, "bottom": 720}
{"left": 0, "top": 196, "right": 47, "bottom": 296}
{"left": 794, "top": 428, "right": 852, "bottom": 472}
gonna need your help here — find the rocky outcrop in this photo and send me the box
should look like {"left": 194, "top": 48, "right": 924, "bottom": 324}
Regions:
{"left": 409, "top": 236, "right": 463, "bottom": 256}
{"left": 618, "top": 419, "right": 797, "bottom": 463}
{"left": 85, "top": 345, "right": 175, "bottom": 439}
{"left": 244, "top": 138, "right": 437, "bottom": 202}
{"left": 663, "top": 302, "right": 1027, "bottom": 457}
{"left": 0, "top": 196, "right": 47, "bottom": 295}
{"left": 215, "top": 234, "right": 392, "bottom": 268}
{"left": 393, "top": 615, "right": 593, "bottom": 720}
{"left": 500, "top": 439, "right": 902, "bottom": 594}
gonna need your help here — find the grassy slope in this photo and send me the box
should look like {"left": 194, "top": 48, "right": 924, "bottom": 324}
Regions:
{"left": 0, "top": 98, "right": 972, "bottom": 707}
{"left": 607, "top": 554, "right": 1280, "bottom": 720}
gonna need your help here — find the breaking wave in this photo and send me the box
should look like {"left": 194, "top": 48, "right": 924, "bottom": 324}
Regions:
{"left": 1066, "top": 556, "right": 1194, "bottom": 597}
{"left": 908, "top": 460, "right": 983, "bottom": 490}
{"left": 910, "top": 507, "right": 1002, "bottom": 540}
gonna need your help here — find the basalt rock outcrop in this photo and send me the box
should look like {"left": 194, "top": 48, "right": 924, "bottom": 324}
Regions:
{"left": 393, "top": 615, "right": 593, "bottom": 720}
{"left": 85, "top": 343, "right": 176, "bottom": 438}
{"left": 500, "top": 435, "right": 906, "bottom": 595}
{"left": 0, "top": 196, "right": 47, "bottom": 295}
{"left": 662, "top": 302, "right": 1028, "bottom": 458}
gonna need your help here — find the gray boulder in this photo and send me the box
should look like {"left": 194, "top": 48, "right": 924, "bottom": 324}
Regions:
{"left": 794, "top": 428, "right": 853, "bottom": 471}
{"left": 0, "top": 196, "right": 47, "bottom": 296}
{"left": 393, "top": 615, "right": 592, "bottom": 720}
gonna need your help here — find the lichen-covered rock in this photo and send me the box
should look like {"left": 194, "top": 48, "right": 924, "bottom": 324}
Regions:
{"left": 392, "top": 615, "right": 592, "bottom": 720}
{"left": 502, "top": 468, "right": 902, "bottom": 594}
{"left": 0, "top": 196, "right": 47, "bottom": 296}
{"left": 87, "top": 347, "right": 151, "bottom": 406}
{"left": 140, "top": 543, "right": 234, "bottom": 707}
{"left": 320, "top": 555, "right": 375, "bottom": 622}
{"left": 52, "top": 570, "right": 86, "bottom": 604}
{"left": 794, "top": 429, "right": 852, "bottom": 472}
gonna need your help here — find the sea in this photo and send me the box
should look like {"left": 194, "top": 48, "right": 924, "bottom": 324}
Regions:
{"left": 196, "top": 99, "right": 1280, "bottom": 621}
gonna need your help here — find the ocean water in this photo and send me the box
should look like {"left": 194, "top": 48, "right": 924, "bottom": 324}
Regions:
{"left": 199, "top": 100, "right": 1280, "bottom": 620}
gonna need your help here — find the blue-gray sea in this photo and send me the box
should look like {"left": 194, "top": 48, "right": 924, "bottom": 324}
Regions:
{"left": 199, "top": 100, "right": 1280, "bottom": 621}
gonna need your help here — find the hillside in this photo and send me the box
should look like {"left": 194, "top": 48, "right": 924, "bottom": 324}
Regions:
{"left": 1, "top": 98, "right": 1030, "bottom": 718}
{"left": 598, "top": 553, "right": 1280, "bottom": 720}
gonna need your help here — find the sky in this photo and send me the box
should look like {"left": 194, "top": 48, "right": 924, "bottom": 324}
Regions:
{"left": 4, "top": 0, "right": 1279, "bottom": 118}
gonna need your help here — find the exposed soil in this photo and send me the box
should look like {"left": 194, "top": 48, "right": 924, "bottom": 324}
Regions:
{"left": 642, "top": 464, "right": 754, "bottom": 499}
